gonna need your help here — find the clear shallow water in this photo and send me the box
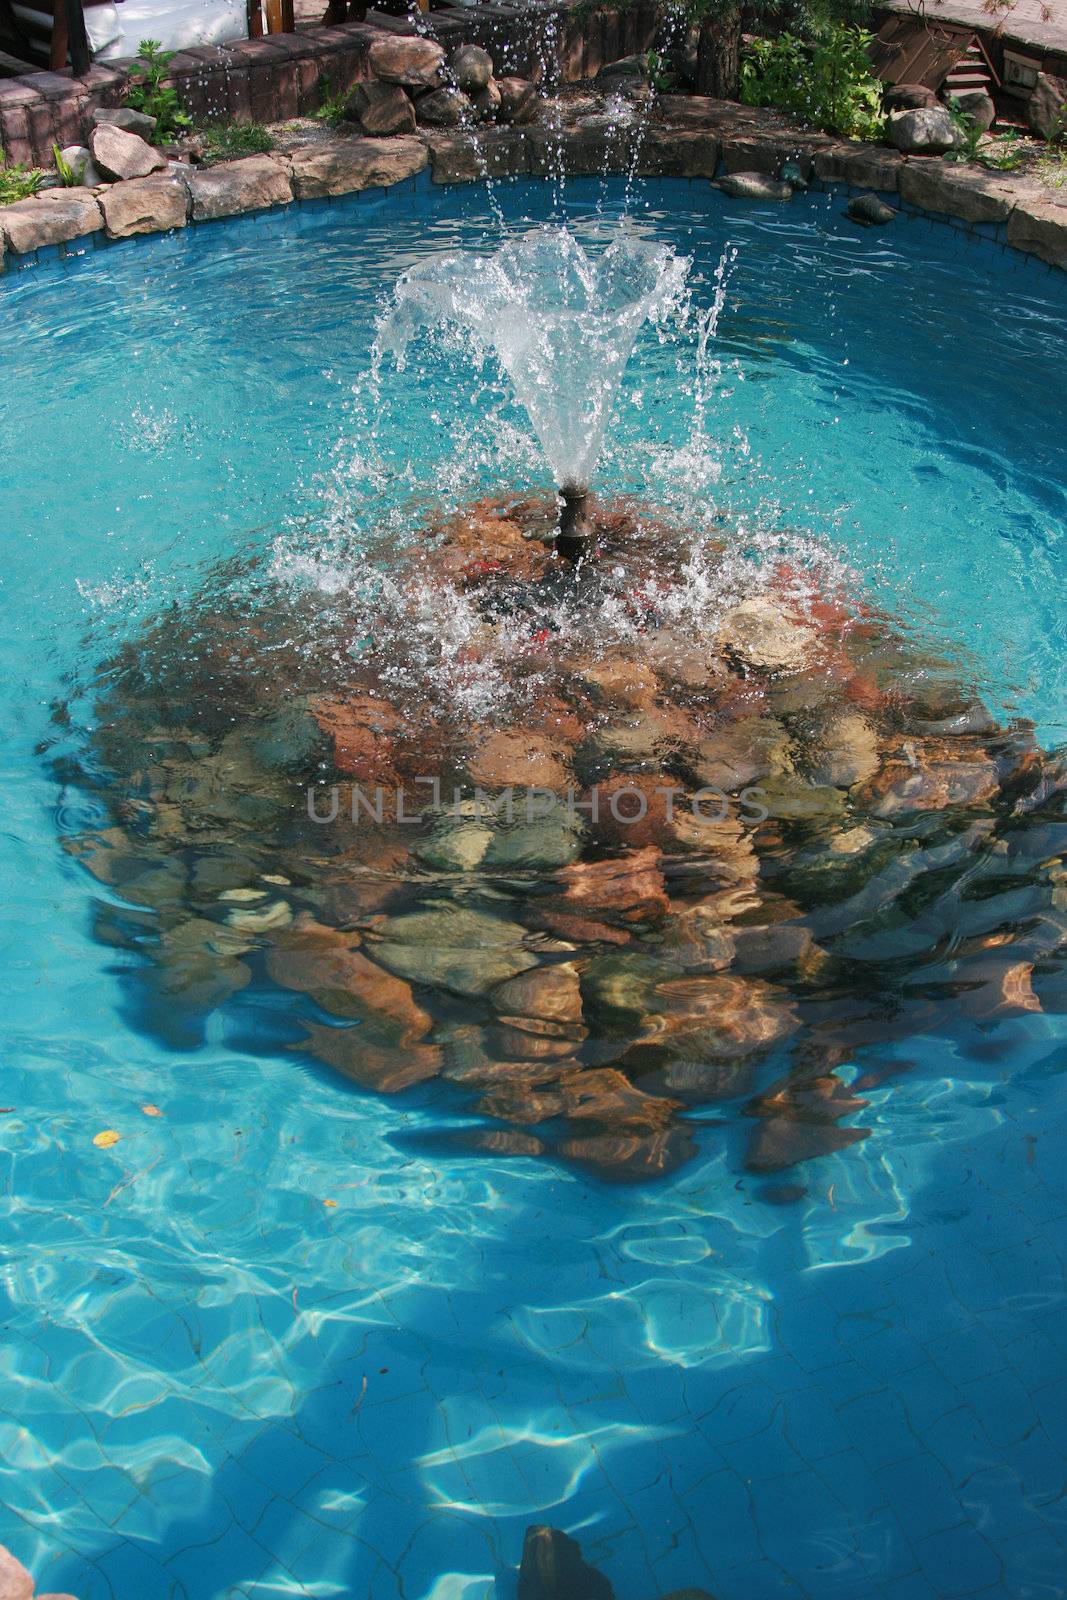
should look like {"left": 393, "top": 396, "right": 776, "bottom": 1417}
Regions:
{"left": 1, "top": 177, "right": 1067, "bottom": 1600}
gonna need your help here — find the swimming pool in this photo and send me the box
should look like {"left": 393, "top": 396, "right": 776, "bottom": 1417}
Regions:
{"left": 1, "top": 174, "right": 1066, "bottom": 1600}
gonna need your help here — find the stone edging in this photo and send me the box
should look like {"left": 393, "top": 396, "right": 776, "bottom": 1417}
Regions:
{"left": 1, "top": 101, "right": 1065, "bottom": 276}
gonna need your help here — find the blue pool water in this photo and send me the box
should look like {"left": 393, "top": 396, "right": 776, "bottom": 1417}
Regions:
{"left": 1, "top": 175, "right": 1067, "bottom": 1600}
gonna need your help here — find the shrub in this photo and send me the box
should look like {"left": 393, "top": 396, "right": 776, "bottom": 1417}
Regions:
{"left": 741, "top": 22, "right": 885, "bottom": 141}
{"left": 126, "top": 38, "right": 193, "bottom": 144}
{"left": 200, "top": 122, "right": 273, "bottom": 163}
{"left": 0, "top": 153, "right": 43, "bottom": 204}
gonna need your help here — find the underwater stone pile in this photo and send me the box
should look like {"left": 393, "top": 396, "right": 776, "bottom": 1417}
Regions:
{"left": 61, "top": 497, "right": 1067, "bottom": 1183}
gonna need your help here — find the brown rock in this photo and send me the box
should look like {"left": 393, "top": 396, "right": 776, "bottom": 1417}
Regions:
{"left": 424, "top": 127, "right": 531, "bottom": 183}
{"left": 688, "top": 715, "right": 792, "bottom": 792}
{"left": 479, "top": 1066, "right": 678, "bottom": 1128}
{"left": 745, "top": 1116, "right": 869, "bottom": 1171}
{"left": 99, "top": 173, "right": 189, "bottom": 237}
{"left": 635, "top": 128, "right": 720, "bottom": 178}
{"left": 312, "top": 694, "right": 401, "bottom": 784}
{"left": 497, "top": 76, "right": 539, "bottom": 125}
{"left": 1007, "top": 197, "right": 1067, "bottom": 272}
{"left": 415, "top": 88, "right": 470, "bottom": 128}
{"left": 287, "top": 135, "right": 428, "bottom": 198}
{"left": 559, "top": 1124, "right": 697, "bottom": 1179}
{"left": 556, "top": 845, "right": 669, "bottom": 923}
{"left": 89, "top": 122, "right": 166, "bottom": 181}
{"left": 899, "top": 159, "right": 1016, "bottom": 225}
{"left": 300, "top": 1019, "right": 442, "bottom": 1093}
{"left": 870, "top": 742, "right": 999, "bottom": 816}
{"left": 884, "top": 83, "right": 940, "bottom": 111}
{"left": 1026, "top": 72, "right": 1066, "bottom": 141}
{"left": 369, "top": 35, "right": 446, "bottom": 90}
{"left": 813, "top": 141, "right": 904, "bottom": 192}
{"left": 0, "top": 190, "right": 102, "bottom": 254}
{"left": 629, "top": 973, "right": 799, "bottom": 1068}
{"left": 186, "top": 155, "right": 292, "bottom": 221}
{"left": 451, "top": 43, "right": 493, "bottom": 94}
{"left": 809, "top": 711, "right": 880, "bottom": 789}
{"left": 491, "top": 962, "right": 583, "bottom": 1024}
{"left": 466, "top": 729, "right": 571, "bottom": 792}
{"left": 576, "top": 652, "right": 658, "bottom": 709}
{"left": 349, "top": 80, "right": 417, "bottom": 137}
{"left": 267, "top": 918, "right": 431, "bottom": 1039}
{"left": 721, "top": 596, "right": 818, "bottom": 672}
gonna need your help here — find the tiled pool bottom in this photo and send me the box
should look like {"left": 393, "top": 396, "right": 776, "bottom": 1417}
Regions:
{"left": 7, "top": 1037, "right": 1067, "bottom": 1600}
{"left": 1, "top": 177, "right": 1067, "bottom": 1600}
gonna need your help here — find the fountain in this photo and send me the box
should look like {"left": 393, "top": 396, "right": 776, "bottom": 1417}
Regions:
{"left": 376, "top": 224, "right": 690, "bottom": 560}
{"left": 49, "top": 210, "right": 1067, "bottom": 1182}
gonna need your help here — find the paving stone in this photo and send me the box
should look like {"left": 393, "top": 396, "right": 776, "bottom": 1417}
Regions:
{"left": 186, "top": 154, "right": 292, "bottom": 220}
{"left": 0, "top": 189, "right": 102, "bottom": 254}
{"left": 286, "top": 134, "right": 427, "bottom": 197}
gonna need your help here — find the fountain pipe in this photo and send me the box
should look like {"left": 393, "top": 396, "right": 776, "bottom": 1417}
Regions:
{"left": 555, "top": 486, "right": 593, "bottom": 564}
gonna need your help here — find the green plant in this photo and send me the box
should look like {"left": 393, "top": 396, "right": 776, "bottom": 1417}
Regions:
{"left": 644, "top": 48, "right": 672, "bottom": 91}
{"left": 0, "top": 152, "right": 43, "bottom": 204}
{"left": 200, "top": 121, "right": 273, "bottom": 163}
{"left": 52, "top": 142, "right": 87, "bottom": 186}
{"left": 740, "top": 21, "right": 885, "bottom": 140}
{"left": 945, "top": 97, "right": 983, "bottom": 163}
{"left": 316, "top": 78, "right": 351, "bottom": 128}
{"left": 126, "top": 38, "right": 193, "bottom": 144}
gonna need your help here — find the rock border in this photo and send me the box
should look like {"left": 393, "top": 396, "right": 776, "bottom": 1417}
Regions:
{"left": 0, "top": 102, "right": 1064, "bottom": 275}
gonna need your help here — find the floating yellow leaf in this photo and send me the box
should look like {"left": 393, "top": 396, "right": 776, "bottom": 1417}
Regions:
{"left": 141, "top": 1104, "right": 163, "bottom": 1118}
{"left": 93, "top": 1129, "right": 122, "bottom": 1149}
{"left": 323, "top": 1198, "right": 338, "bottom": 1208}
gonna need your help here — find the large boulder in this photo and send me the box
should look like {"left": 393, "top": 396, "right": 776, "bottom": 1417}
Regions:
{"left": 451, "top": 42, "right": 492, "bottom": 94}
{"left": 1026, "top": 72, "right": 1067, "bottom": 140}
{"left": 287, "top": 135, "right": 428, "bottom": 198}
{"left": 348, "top": 80, "right": 416, "bottom": 136}
{"left": 497, "top": 75, "right": 538, "bottom": 125}
{"left": 883, "top": 82, "right": 939, "bottom": 111}
{"left": 89, "top": 122, "right": 166, "bottom": 181}
{"left": 186, "top": 154, "right": 292, "bottom": 221}
{"left": 597, "top": 53, "right": 647, "bottom": 85}
{"left": 99, "top": 172, "right": 188, "bottom": 237}
{"left": 0, "top": 189, "right": 102, "bottom": 253}
{"left": 949, "top": 86, "right": 995, "bottom": 131}
{"left": 886, "top": 105, "right": 960, "bottom": 155}
{"left": 91, "top": 103, "right": 158, "bottom": 140}
{"left": 415, "top": 87, "right": 470, "bottom": 128}
{"left": 368, "top": 34, "right": 445, "bottom": 90}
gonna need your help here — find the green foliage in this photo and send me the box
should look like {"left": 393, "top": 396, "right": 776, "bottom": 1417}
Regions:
{"left": 740, "top": 21, "right": 885, "bottom": 139}
{"left": 52, "top": 142, "right": 87, "bottom": 186}
{"left": 945, "top": 98, "right": 982, "bottom": 163}
{"left": 316, "top": 78, "right": 351, "bottom": 128}
{"left": 644, "top": 49, "right": 672, "bottom": 91}
{"left": 126, "top": 38, "right": 193, "bottom": 144}
{"left": 0, "top": 152, "right": 43, "bottom": 204}
{"left": 200, "top": 121, "right": 273, "bottom": 163}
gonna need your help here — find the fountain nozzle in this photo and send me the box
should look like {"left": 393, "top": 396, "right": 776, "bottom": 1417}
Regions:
{"left": 556, "top": 486, "right": 593, "bottom": 564}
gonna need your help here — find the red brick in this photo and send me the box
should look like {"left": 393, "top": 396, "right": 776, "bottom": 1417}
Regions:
{"left": 0, "top": 107, "right": 33, "bottom": 166}
{"left": 272, "top": 59, "right": 300, "bottom": 118}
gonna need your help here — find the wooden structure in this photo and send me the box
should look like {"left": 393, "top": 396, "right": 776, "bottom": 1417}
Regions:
{"left": 869, "top": 13, "right": 1001, "bottom": 96}
{"left": 0, "top": 0, "right": 96, "bottom": 72}
{"left": 247, "top": 0, "right": 293, "bottom": 37}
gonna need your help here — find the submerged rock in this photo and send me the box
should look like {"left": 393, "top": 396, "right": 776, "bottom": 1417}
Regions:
{"left": 716, "top": 171, "right": 793, "bottom": 201}
{"left": 847, "top": 192, "right": 897, "bottom": 227}
{"left": 64, "top": 489, "right": 1067, "bottom": 1184}
{"left": 518, "top": 1525, "right": 614, "bottom": 1600}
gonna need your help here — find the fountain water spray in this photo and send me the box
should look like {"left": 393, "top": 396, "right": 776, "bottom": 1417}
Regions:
{"left": 376, "top": 225, "right": 690, "bottom": 561}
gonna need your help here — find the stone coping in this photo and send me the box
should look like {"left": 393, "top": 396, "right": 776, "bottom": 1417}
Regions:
{"left": 1, "top": 102, "right": 1065, "bottom": 276}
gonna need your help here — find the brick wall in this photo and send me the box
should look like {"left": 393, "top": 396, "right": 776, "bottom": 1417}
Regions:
{"left": 0, "top": 3, "right": 660, "bottom": 169}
